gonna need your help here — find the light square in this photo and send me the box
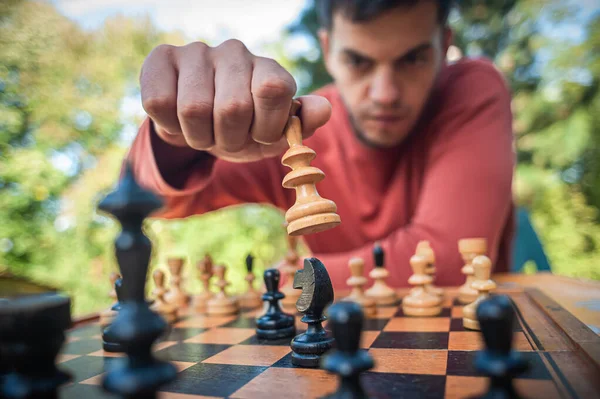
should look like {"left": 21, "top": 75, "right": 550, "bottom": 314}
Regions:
{"left": 175, "top": 315, "right": 236, "bottom": 329}
{"left": 185, "top": 328, "right": 256, "bottom": 345}
{"left": 451, "top": 306, "right": 463, "bottom": 318}
{"left": 384, "top": 317, "right": 450, "bottom": 332}
{"left": 361, "top": 331, "right": 381, "bottom": 348}
{"left": 445, "top": 376, "right": 559, "bottom": 399}
{"left": 369, "top": 348, "right": 447, "bottom": 375}
{"left": 202, "top": 345, "right": 290, "bottom": 367}
{"left": 448, "top": 331, "right": 533, "bottom": 351}
{"left": 371, "top": 307, "right": 397, "bottom": 319}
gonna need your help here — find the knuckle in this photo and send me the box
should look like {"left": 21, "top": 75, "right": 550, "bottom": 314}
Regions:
{"left": 217, "top": 99, "right": 253, "bottom": 120}
{"left": 179, "top": 101, "right": 214, "bottom": 121}
{"left": 153, "top": 43, "right": 175, "bottom": 58}
{"left": 255, "top": 76, "right": 295, "bottom": 103}
{"left": 219, "top": 38, "right": 248, "bottom": 53}
{"left": 183, "top": 41, "right": 210, "bottom": 55}
{"left": 143, "top": 95, "right": 176, "bottom": 116}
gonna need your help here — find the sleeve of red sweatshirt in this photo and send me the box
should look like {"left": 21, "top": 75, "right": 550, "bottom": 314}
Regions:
{"left": 127, "top": 118, "right": 291, "bottom": 218}
{"left": 312, "top": 62, "right": 515, "bottom": 287}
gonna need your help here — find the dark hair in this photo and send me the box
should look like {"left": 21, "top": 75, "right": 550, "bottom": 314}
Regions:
{"left": 316, "top": 0, "right": 453, "bottom": 30}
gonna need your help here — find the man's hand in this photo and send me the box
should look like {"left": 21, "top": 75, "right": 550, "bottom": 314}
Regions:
{"left": 140, "top": 40, "right": 332, "bottom": 163}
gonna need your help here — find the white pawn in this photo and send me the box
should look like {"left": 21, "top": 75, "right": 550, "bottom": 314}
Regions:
{"left": 463, "top": 255, "right": 496, "bottom": 330}
{"left": 458, "top": 238, "right": 487, "bottom": 304}
{"left": 415, "top": 241, "right": 444, "bottom": 297}
{"left": 342, "top": 257, "right": 376, "bottom": 317}
{"left": 192, "top": 254, "right": 214, "bottom": 314}
{"left": 151, "top": 269, "right": 178, "bottom": 324}
{"left": 402, "top": 254, "right": 442, "bottom": 316}
{"left": 164, "top": 257, "right": 190, "bottom": 308}
{"left": 207, "top": 264, "right": 239, "bottom": 316}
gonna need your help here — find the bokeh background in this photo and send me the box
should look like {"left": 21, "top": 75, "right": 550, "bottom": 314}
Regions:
{"left": 1, "top": 0, "right": 599, "bottom": 317}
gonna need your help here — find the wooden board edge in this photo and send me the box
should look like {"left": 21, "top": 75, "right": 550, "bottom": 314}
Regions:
{"left": 525, "top": 287, "right": 600, "bottom": 371}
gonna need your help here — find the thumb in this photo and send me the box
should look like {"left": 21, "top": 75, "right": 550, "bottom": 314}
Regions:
{"left": 296, "top": 95, "right": 332, "bottom": 139}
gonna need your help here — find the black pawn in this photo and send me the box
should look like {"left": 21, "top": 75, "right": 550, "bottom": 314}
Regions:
{"left": 0, "top": 293, "right": 72, "bottom": 399}
{"left": 102, "top": 277, "right": 124, "bottom": 351}
{"left": 473, "top": 295, "right": 528, "bottom": 399}
{"left": 99, "top": 163, "right": 176, "bottom": 398}
{"left": 246, "top": 253, "right": 254, "bottom": 273}
{"left": 373, "top": 243, "right": 384, "bottom": 268}
{"left": 255, "top": 269, "right": 295, "bottom": 339}
{"left": 321, "top": 301, "right": 374, "bottom": 399}
{"left": 291, "top": 257, "right": 335, "bottom": 368}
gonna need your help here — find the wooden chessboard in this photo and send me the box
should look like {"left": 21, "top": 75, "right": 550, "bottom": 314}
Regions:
{"left": 57, "top": 287, "right": 600, "bottom": 399}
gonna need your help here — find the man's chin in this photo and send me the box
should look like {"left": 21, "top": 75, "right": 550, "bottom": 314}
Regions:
{"left": 355, "top": 129, "right": 407, "bottom": 149}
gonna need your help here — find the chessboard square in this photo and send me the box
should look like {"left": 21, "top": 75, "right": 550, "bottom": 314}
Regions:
{"left": 159, "top": 392, "right": 221, "bottom": 399}
{"left": 369, "top": 348, "right": 447, "bottom": 375}
{"left": 62, "top": 338, "right": 103, "bottom": 355}
{"left": 60, "top": 382, "right": 119, "bottom": 399}
{"left": 451, "top": 306, "right": 463, "bottom": 318}
{"left": 445, "top": 376, "right": 561, "bottom": 399}
{"left": 80, "top": 373, "right": 105, "bottom": 385}
{"left": 362, "top": 318, "right": 390, "bottom": 331}
{"left": 371, "top": 332, "right": 449, "bottom": 350}
{"left": 57, "top": 354, "right": 81, "bottom": 364}
{"left": 162, "top": 363, "right": 267, "bottom": 397}
{"left": 361, "top": 331, "right": 381, "bottom": 348}
{"left": 154, "top": 343, "right": 231, "bottom": 363}
{"left": 185, "top": 328, "right": 256, "bottom": 344}
{"left": 394, "top": 307, "right": 451, "bottom": 318}
{"left": 230, "top": 367, "right": 336, "bottom": 399}
{"left": 384, "top": 317, "right": 450, "bottom": 332}
{"left": 363, "top": 371, "right": 446, "bottom": 398}
{"left": 239, "top": 334, "right": 293, "bottom": 346}
{"left": 161, "top": 327, "right": 207, "bottom": 342}
{"left": 67, "top": 324, "right": 100, "bottom": 339}
{"left": 447, "top": 351, "right": 552, "bottom": 380}
{"left": 448, "top": 331, "right": 533, "bottom": 351}
{"left": 220, "top": 317, "right": 256, "bottom": 329}
{"left": 87, "top": 350, "right": 124, "bottom": 358}
{"left": 60, "top": 355, "right": 122, "bottom": 383}
{"left": 371, "top": 307, "right": 398, "bottom": 319}
{"left": 174, "top": 315, "right": 236, "bottom": 329}
{"left": 450, "top": 318, "right": 465, "bottom": 331}
{"left": 202, "top": 345, "right": 291, "bottom": 367}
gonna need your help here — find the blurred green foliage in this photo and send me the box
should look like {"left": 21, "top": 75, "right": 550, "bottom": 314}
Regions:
{"left": 1, "top": 0, "right": 599, "bottom": 317}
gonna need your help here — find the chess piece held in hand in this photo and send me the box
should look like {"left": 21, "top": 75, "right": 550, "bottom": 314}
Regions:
{"left": 365, "top": 243, "right": 398, "bottom": 306}
{"left": 281, "top": 100, "right": 341, "bottom": 236}
{"left": 342, "top": 257, "right": 376, "bottom": 317}
{"left": 207, "top": 264, "right": 239, "bottom": 316}
{"left": 256, "top": 268, "right": 296, "bottom": 339}
{"left": 463, "top": 255, "right": 496, "bottom": 330}
{"left": 320, "top": 301, "right": 374, "bottom": 399}
{"left": 458, "top": 238, "right": 487, "bottom": 304}
{"left": 291, "top": 258, "right": 335, "bottom": 368}
{"left": 164, "top": 257, "right": 190, "bottom": 308}
{"left": 151, "top": 269, "right": 178, "bottom": 324}
{"left": 472, "top": 295, "right": 528, "bottom": 399}
{"left": 402, "top": 254, "right": 442, "bottom": 317}
{"left": 238, "top": 253, "right": 262, "bottom": 309}
{"left": 192, "top": 254, "right": 214, "bottom": 313}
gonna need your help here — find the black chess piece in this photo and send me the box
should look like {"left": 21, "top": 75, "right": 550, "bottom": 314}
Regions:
{"left": 255, "top": 268, "right": 296, "bottom": 339}
{"left": 291, "top": 257, "right": 335, "bottom": 368}
{"left": 102, "top": 277, "right": 124, "bottom": 351}
{"left": 246, "top": 253, "right": 254, "bottom": 273}
{"left": 321, "top": 301, "right": 374, "bottom": 399}
{"left": 472, "top": 295, "right": 528, "bottom": 399}
{"left": 0, "top": 293, "right": 72, "bottom": 399}
{"left": 99, "top": 163, "right": 177, "bottom": 398}
{"left": 374, "top": 243, "right": 384, "bottom": 268}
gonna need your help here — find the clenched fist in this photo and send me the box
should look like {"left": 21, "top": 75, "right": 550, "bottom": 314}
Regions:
{"left": 140, "top": 39, "right": 332, "bottom": 163}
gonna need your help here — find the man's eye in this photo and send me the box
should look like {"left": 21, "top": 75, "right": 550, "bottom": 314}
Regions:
{"left": 402, "top": 51, "right": 429, "bottom": 66}
{"left": 346, "top": 55, "right": 370, "bottom": 68}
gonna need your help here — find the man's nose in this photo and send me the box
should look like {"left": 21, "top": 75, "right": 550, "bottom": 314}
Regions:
{"left": 369, "top": 67, "right": 401, "bottom": 106}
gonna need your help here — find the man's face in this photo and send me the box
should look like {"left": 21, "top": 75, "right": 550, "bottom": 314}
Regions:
{"left": 320, "top": 1, "right": 451, "bottom": 148}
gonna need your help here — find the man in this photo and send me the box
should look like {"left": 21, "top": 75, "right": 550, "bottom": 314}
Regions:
{"left": 128, "top": 0, "right": 515, "bottom": 289}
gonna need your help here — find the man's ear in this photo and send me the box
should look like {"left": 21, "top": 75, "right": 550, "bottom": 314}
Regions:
{"left": 443, "top": 27, "right": 453, "bottom": 54}
{"left": 318, "top": 28, "right": 333, "bottom": 76}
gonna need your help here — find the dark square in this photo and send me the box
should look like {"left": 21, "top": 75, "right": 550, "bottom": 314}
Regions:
{"left": 363, "top": 318, "right": 390, "bottom": 331}
{"left": 449, "top": 318, "right": 522, "bottom": 332}
{"left": 395, "top": 307, "right": 451, "bottom": 318}
{"left": 221, "top": 317, "right": 256, "bottom": 328}
{"left": 447, "top": 351, "right": 551, "bottom": 380}
{"left": 161, "top": 363, "right": 267, "bottom": 397}
{"left": 363, "top": 372, "right": 446, "bottom": 399}
{"left": 271, "top": 352, "right": 295, "bottom": 368}
{"left": 62, "top": 339, "right": 103, "bottom": 355}
{"left": 60, "top": 383, "right": 119, "bottom": 399}
{"left": 240, "top": 334, "right": 294, "bottom": 346}
{"left": 154, "top": 343, "right": 231, "bottom": 362}
{"left": 67, "top": 324, "right": 100, "bottom": 339}
{"left": 160, "top": 327, "right": 207, "bottom": 342}
{"left": 60, "top": 356, "right": 121, "bottom": 383}
{"left": 371, "top": 332, "right": 449, "bottom": 350}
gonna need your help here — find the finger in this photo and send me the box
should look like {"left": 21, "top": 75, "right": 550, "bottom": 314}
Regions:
{"left": 213, "top": 40, "right": 254, "bottom": 153}
{"left": 250, "top": 57, "right": 296, "bottom": 144}
{"left": 140, "top": 44, "right": 182, "bottom": 139}
{"left": 175, "top": 42, "right": 216, "bottom": 150}
{"left": 296, "top": 95, "right": 332, "bottom": 139}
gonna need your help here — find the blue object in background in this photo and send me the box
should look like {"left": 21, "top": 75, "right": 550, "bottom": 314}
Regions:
{"left": 512, "top": 207, "right": 552, "bottom": 273}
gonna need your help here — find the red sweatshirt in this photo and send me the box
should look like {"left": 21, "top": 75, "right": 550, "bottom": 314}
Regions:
{"left": 128, "top": 57, "right": 515, "bottom": 290}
